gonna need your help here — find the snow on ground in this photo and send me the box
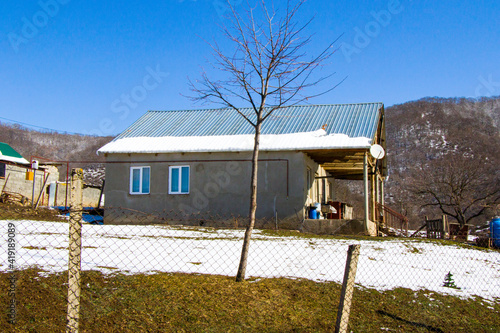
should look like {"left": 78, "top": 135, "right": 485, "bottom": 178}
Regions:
{"left": 1, "top": 220, "right": 499, "bottom": 301}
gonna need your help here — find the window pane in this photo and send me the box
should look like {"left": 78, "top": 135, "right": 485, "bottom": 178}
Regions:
{"left": 181, "top": 166, "right": 189, "bottom": 193}
{"left": 171, "top": 168, "right": 179, "bottom": 192}
{"left": 142, "top": 167, "right": 150, "bottom": 193}
{"left": 132, "top": 169, "right": 140, "bottom": 193}
{"left": 0, "top": 163, "right": 5, "bottom": 178}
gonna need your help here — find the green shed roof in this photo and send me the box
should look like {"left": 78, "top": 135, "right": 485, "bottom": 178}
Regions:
{"left": 0, "top": 142, "right": 29, "bottom": 164}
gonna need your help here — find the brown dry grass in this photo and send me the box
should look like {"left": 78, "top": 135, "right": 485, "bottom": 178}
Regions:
{"left": 1, "top": 268, "right": 499, "bottom": 332}
{"left": 0, "top": 202, "right": 66, "bottom": 222}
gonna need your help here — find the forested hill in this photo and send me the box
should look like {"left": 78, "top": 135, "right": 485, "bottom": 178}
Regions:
{"left": 0, "top": 123, "right": 112, "bottom": 162}
{"left": 384, "top": 96, "right": 500, "bottom": 225}
{"left": 386, "top": 96, "right": 499, "bottom": 175}
{"left": 0, "top": 124, "right": 113, "bottom": 185}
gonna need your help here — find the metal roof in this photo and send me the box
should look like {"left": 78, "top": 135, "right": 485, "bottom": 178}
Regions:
{"left": 0, "top": 142, "right": 30, "bottom": 164}
{"left": 114, "top": 103, "right": 383, "bottom": 141}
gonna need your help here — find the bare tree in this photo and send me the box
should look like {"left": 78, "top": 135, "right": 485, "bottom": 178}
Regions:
{"left": 411, "top": 154, "right": 500, "bottom": 226}
{"left": 189, "top": 0, "right": 340, "bottom": 281}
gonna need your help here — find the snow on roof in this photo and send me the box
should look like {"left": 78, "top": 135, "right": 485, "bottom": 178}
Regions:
{"left": 1, "top": 156, "right": 30, "bottom": 164}
{"left": 98, "top": 129, "right": 372, "bottom": 154}
{"left": 0, "top": 142, "right": 29, "bottom": 164}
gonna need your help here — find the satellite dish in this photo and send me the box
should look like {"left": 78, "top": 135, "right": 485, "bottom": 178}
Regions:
{"left": 370, "top": 144, "right": 385, "bottom": 159}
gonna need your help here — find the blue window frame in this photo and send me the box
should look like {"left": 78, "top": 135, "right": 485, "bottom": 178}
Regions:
{"left": 130, "top": 166, "right": 150, "bottom": 194}
{"left": 169, "top": 165, "right": 190, "bottom": 194}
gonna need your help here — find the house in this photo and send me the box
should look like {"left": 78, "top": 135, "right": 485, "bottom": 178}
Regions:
{"left": 0, "top": 142, "right": 102, "bottom": 208}
{"left": 0, "top": 142, "right": 59, "bottom": 206}
{"left": 98, "top": 103, "right": 388, "bottom": 235}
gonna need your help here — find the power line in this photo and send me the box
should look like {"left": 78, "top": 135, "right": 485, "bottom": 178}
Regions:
{"left": 0, "top": 116, "right": 89, "bottom": 136}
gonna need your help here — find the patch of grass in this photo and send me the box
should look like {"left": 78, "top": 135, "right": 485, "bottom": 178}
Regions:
{"left": 132, "top": 234, "right": 240, "bottom": 241}
{"left": 260, "top": 229, "right": 374, "bottom": 241}
{"left": 260, "top": 229, "right": 452, "bottom": 244}
{"left": 100, "top": 235, "right": 131, "bottom": 240}
{"left": 404, "top": 244, "right": 423, "bottom": 254}
{"left": 96, "top": 266, "right": 118, "bottom": 270}
{"left": 35, "top": 232, "right": 58, "bottom": 236}
{"left": 168, "top": 225, "right": 219, "bottom": 233}
{"left": 0, "top": 269, "right": 498, "bottom": 332}
{"left": 22, "top": 246, "right": 47, "bottom": 251}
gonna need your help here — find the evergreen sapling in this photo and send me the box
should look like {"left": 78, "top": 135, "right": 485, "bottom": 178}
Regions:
{"left": 443, "top": 271, "right": 460, "bottom": 289}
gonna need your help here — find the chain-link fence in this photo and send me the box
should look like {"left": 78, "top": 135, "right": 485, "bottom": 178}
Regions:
{"left": 1, "top": 171, "right": 499, "bottom": 332}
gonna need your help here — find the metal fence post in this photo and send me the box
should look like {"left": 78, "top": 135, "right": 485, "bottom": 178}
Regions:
{"left": 335, "top": 244, "right": 361, "bottom": 333}
{"left": 66, "top": 168, "right": 83, "bottom": 333}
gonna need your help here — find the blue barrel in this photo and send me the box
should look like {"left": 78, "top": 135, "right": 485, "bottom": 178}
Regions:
{"left": 308, "top": 208, "right": 318, "bottom": 219}
{"left": 491, "top": 217, "right": 500, "bottom": 247}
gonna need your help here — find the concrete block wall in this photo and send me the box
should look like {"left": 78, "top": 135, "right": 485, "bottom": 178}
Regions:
{"left": 52, "top": 183, "right": 103, "bottom": 208}
{"left": 0, "top": 163, "right": 102, "bottom": 208}
{"left": 0, "top": 164, "right": 58, "bottom": 206}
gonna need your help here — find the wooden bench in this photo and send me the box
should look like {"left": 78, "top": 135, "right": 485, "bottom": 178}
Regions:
{"left": 425, "top": 215, "right": 448, "bottom": 239}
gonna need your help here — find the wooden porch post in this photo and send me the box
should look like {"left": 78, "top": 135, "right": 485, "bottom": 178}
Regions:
{"left": 380, "top": 176, "right": 385, "bottom": 225}
{"left": 371, "top": 166, "right": 376, "bottom": 222}
{"left": 375, "top": 175, "right": 380, "bottom": 205}
{"left": 380, "top": 176, "right": 385, "bottom": 206}
{"left": 363, "top": 153, "right": 370, "bottom": 233}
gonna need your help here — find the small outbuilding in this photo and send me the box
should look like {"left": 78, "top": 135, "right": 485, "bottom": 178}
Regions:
{"left": 98, "top": 103, "right": 388, "bottom": 235}
{"left": 0, "top": 142, "right": 59, "bottom": 206}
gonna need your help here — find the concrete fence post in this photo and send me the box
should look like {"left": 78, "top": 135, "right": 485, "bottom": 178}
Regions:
{"left": 335, "top": 244, "right": 361, "bottom": 333}
{"left": 66, "top": 168, "right": 83, "bottom": 333}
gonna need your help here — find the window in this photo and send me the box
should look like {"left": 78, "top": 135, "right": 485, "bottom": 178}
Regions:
{"left": 130, "top": 166, "right": 150, "bottom": 194}
{"left": 0, "top": 163, "right": 5, "bottom": 178}
{"left": 169, "top": 166, "right": 190, "bottom": 194}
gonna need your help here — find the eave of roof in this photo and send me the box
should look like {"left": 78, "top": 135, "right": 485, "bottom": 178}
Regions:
{"left": 0, "top": 142, "right": 29, "bottom": 165}
{"left": 98, "top": 130, "right": 372, "bottom": 154}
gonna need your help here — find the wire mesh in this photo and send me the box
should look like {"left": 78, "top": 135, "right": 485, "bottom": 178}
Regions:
{"left": 1, "top": 201, "right": 499, "bottom": 332}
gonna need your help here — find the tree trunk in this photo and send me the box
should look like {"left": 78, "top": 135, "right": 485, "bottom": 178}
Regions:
{"left": 236, "top": 122, "right": 261, "bottom": 282}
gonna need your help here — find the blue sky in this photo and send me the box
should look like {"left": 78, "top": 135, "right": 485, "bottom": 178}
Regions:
{"left": 1, "top": 0, "right": 499, "bottom": 136}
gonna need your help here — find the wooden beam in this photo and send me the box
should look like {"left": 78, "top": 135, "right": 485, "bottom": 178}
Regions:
{"left": 364, "top": 153, "right": 370, "bottom": 232}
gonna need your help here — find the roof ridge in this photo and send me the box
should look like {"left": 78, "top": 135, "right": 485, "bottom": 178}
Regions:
{"left": 147, "top": 102, "right": 383, "bottom": 113}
